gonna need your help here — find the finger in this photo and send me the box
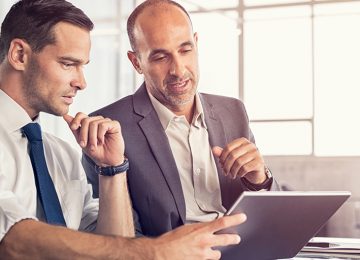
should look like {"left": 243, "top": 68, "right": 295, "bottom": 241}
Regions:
{"left": 212, "top": 146, "right": 223, "bottom": 158}
{"left": 70, "top": 112, "right": 88, "bottom": 131}
{"left": 227, "top": 146, "right": 257, "bottom": 179}
{"left": 63, "top": 114, "right": 74, "bottom": 126}
{"left": 63, "top": 114, "right": 82, "bottom": 143}
{"left": 84, "top": 117, "right": 111, "bottom": 150}
{"left": 87, "top": 119, "right": 102, "bottom": 151}
{"left": 205, "top": 249, "right": 222, "bottom": 260}
{"left": 63, "top": 114, "right": 76, "bottom": 135}
{"left": 239, "top": 157, "right": 264, "bottom": 179}
{"left": 95, "top": 118, "right": 113, "bottom": 145}
{"left": 78, "top": 116, "right": 104, "bottom": 148}
{"left": 208, "top": 214, "right": 247, "bottom": 233}
{"left": 219, "top": 138, "right": 249, "bottom": 164}
{"left": 222, "top": 144, "right": 251, "bottom": 175}
{"left": 211, "top": 233, "right": 242, "bottom": 247}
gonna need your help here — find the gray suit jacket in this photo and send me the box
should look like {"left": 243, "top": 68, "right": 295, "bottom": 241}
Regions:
{"left": 83, "top": 83, "right": 278, "bottom": 236}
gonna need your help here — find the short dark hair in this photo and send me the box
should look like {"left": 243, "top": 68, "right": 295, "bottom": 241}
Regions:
{"left": 127, "top": 0, "right": 192, "bottom": 52}
{"left": 0, "top": 0, "right": 94, "bottom": 62}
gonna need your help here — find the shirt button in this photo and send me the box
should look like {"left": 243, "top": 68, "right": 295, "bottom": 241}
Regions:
{"left": 195, "top": 168, "right": 201, "bottom": 175}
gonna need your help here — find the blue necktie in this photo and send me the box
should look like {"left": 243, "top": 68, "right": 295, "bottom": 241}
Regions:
{"left": 22, "top": 123, "right": 66, "bottom": 226}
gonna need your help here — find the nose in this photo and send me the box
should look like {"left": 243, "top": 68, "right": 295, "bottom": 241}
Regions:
{"left": 169, "top": 56, "right": 186, "bottom": 78}
{"left": 71, "top": 68, "right": 87, "bottom": 90}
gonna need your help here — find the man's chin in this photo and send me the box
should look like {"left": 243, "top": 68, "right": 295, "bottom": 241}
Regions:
{"left": 168, "top": 94, "right": 195, "bottom": 106}
{"left": 45, "top": 106, "right": 70, "bottom": 117}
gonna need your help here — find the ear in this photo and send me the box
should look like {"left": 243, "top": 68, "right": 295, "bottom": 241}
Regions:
{"left": 193, "top": 32, "right": 198, "bottom": 46}
{"left": 7, "top": 39, "right": 31, "bottom": 71}
{"left": 127, "top": 51, "right": 143, "bottom": 74}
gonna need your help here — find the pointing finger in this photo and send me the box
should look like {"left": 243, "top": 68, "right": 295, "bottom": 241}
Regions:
{"left": 209, "top": 213, "right": 247, "bottom": 233}
{"left": 212, "top": 146, "right": 223, "bottom": 158}
{"left": 63, "top": 114, "right": 74, "bottom": 126}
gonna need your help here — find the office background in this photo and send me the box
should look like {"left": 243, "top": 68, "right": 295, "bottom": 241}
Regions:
{"left": 1, "top": 0, "right": 360, "bottom": 237}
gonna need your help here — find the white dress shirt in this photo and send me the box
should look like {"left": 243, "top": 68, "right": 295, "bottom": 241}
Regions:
{"left": 0, "top": 90, "right": 98, "bottom": 242}
{"left": 148, "top": 91, "right": 226, "bottom": 223}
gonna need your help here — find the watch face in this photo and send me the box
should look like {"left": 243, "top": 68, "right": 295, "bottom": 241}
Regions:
{"left": 265, "top": 167, "right": 273, "bottom": 179}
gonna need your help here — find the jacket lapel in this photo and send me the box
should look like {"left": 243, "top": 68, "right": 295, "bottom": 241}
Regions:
{"left": 200, "top": 94, "right": 234, "bottom": 209}
{"left": 133, "top": 84, "right": 186, "bottom": 223}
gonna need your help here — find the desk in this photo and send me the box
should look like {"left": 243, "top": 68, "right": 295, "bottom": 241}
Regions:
{"left": 220, "top": 237, "right": 360, "bottom": 259}
{"left": 293, "top": 237, "right": 360, "bottom": 259}
{"left": 294, "top": 252, "right": 360, "bottom": 259}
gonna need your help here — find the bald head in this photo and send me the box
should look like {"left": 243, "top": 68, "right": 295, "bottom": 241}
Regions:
{"left": 127, "top": 0, "right": 192, "bottom": 52}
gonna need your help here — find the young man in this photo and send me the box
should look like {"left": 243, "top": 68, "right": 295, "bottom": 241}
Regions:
{"left": 0, "top": 1, "right": 246, "bottom": 259}
{"left": 84, "top": 0, "right": 278, "bottom": 237}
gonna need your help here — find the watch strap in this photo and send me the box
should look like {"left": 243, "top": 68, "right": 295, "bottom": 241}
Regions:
{"left": 242, "top": 166, "right": 273, "bottom": 191}
{"left": 94, "top": 158, "right": 129, "bottom": 176}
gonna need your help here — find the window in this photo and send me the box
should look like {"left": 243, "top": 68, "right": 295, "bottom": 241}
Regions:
{"left": 2, "top": 0, "right": 359, "bottom": 156}
{"left": 177, "top": 0, "right": 360, "bottom": 156}
{"left": 242, "top": 1, "right": 360, "bottom": 156}
{"left": 313, "top": 2, "right": 360, "bottom": 156}
{"left": 191, "top": 11, "right": 240, "bottom": 98}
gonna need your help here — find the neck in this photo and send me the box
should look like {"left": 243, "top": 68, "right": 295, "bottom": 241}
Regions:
{"left": 169, "top": 101, "right": 195, "bottom": 123}
{"left": 0, "top": 66, "right": 38, "bottom": 119}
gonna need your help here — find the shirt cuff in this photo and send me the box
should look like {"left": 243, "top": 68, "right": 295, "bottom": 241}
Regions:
{"left": 0, "top": 192, "right": 38, "bottom": 242}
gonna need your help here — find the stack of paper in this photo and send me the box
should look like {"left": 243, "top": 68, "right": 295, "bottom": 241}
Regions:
{"left": 299, "top": 237, "right": 360, "bottom": 259}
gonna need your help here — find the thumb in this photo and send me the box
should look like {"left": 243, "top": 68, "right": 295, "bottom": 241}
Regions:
{"left": 63, "top": 114, "right": 74, "bottom": 126}
{"left": 212, "top": 146, "right": 223, "bottom": 158}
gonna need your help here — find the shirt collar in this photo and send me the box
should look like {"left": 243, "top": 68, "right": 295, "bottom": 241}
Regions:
{"left": 193, "top": 93, "right": 207, "bottom": 129}
{"left": 147, "top": 89, "right": 207, "bottom": 130}
{"left": 0, "top": 89, "right": 38, "bottom": 134}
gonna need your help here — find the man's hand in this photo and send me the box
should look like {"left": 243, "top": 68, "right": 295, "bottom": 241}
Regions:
{"left": 63, "top": 113, "right": 124, "bottom": 167}
{"left": 153, "top": 213, "right": 247, "bottom": 260}
{"left": 212, "top": 138, "right": 266, "bottom": 184}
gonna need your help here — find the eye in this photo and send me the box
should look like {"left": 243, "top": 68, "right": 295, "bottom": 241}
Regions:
{"left": 181, "top": 48, "right": 192, "bottom": 54}
{"left": 152, "top": 55, "right": 167, "bottom": 62}
{"left": 60, "top": 62, "right": 74, "bottom": 69}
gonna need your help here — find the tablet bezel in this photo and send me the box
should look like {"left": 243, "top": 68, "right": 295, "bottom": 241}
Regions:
{"left": 219, "top": 191, "right": 351, "bottom": 260}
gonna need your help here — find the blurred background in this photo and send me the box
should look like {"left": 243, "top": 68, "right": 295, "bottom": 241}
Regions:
{"left": 1, "top": 0, "right": 360, "bottom": 237}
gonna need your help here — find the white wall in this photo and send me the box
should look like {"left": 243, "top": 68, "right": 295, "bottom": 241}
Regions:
{"left": 266, "top": 156, "right": 360, "bottom": 238}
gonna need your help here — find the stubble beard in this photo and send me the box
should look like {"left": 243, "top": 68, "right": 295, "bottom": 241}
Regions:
{"left": 165, "top": 86, "right": 196, "bottom": 107}
{"left": 24, "top": 58, "right": 67, "bottom": 117}
{"left": 163, "top": 74, "right": 198, "bottom": 107}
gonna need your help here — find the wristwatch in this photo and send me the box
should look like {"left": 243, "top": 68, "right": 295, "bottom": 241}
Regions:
{"left": 94, "top": 158, "right": 129, "bottom": 176}
{"left": 242, "top": 166, "right": 273, "bottom": 191}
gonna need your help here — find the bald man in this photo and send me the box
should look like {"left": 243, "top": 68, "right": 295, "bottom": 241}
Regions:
{"left": 84, "top": 0, "right": 278, "bottom": 237}
{"left": 0, "top": 1, "right": 246, "bottom": 259}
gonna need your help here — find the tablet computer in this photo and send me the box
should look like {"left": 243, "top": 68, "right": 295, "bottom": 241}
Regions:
{"left": 218, "top": 191, "right": 351, "bottom": 260}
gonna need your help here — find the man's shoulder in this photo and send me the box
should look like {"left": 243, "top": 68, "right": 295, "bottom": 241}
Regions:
{"left": 199, "top": 92, "right": 245, "bottom": 109}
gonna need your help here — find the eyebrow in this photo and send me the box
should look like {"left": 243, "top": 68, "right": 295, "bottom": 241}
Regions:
{"left": 180, "top": 41, "right": 194, "bottom": 49}
{"left": 58, "top": 56, "right": 90, "bottom": 65}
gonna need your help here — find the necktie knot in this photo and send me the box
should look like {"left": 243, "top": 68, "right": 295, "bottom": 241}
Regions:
{"left": 22, "top": 123, "right": 42, "bottom": 142}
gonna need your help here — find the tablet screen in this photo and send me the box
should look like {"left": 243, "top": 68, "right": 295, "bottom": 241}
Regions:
{"left": 218, "top": 191, "right": 350, "bottom": 260}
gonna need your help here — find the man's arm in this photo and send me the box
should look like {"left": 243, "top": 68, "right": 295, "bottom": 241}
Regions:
{"left": 0, "top": 214, "right": 246, "bottom": 259}
{"left": 97, "top": 173, "right": 134, "bottom": 236}
{"left": 64, "top": 113, "right": 134, "bottom": 237}
{"left": 0, "top": 220, "right": 143, "bottom": 260}
{"left": 0, "top": 113, "right": 248, "bottom": 259}
{"left": 212, "top": 137, "right": 277, "bottom": 190}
